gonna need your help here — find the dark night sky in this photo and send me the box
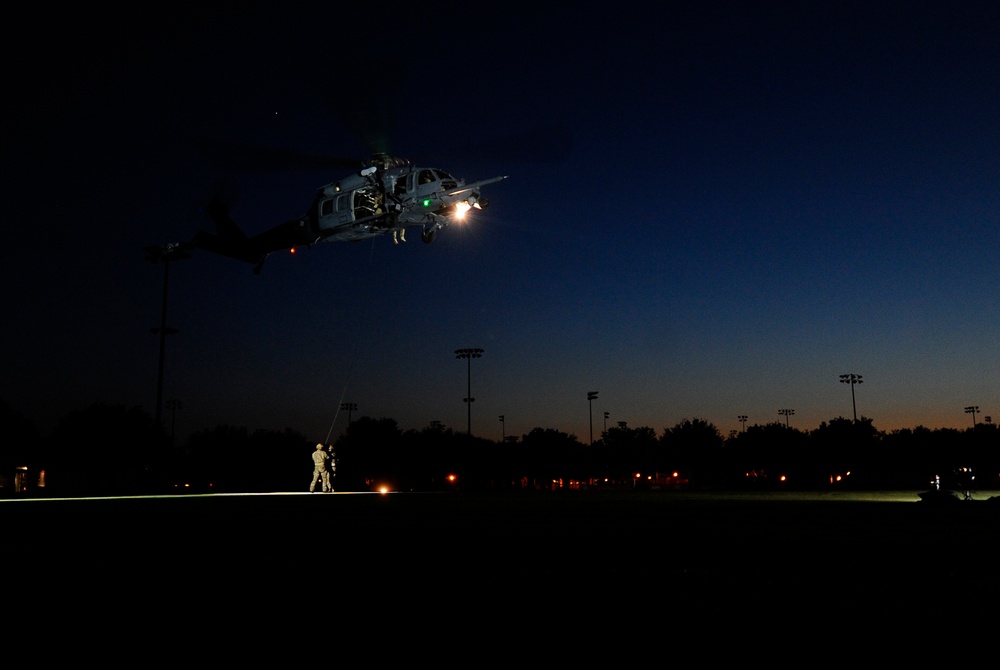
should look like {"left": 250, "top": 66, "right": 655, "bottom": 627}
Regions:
{"left": 2, "top": 1, "right": 998, "bottom": 443}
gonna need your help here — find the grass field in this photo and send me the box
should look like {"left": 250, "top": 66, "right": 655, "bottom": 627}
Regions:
{"left": 5, "top": 489, "right": 999, "bottom": 640}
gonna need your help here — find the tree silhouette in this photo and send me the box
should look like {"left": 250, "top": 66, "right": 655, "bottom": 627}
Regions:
{"left": 599, "top": 424, "right": 658, "bottom": 484}
{"left": 182, "top": 424, "right": 251, "bottom": 492}
{"left": 731, "top": 421, "right": 809, "bottom": 488}
{"left": 659, "top": 418, "right": 724, "bottom": 487}
{"left": 517, "top": 427, "right": 583, "bottom": 489}
{"left": 46, "top": 402, "right": 168, "bottom": 496}
{"left": 0, "top": 398, "right": 43, "bottom": 493}
{"left": 334, "top": 416, "right": 403, "bottom": 490}
{"left": 810, "top": 416, "right": 879, "bottom": 487}
{"left": 7, "top": 394, "right": 999, "bottom": 496}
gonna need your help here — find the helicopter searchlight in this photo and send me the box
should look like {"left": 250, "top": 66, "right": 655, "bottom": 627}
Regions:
{"left": 454, "top": 201, "right": 472, "bottom": 220}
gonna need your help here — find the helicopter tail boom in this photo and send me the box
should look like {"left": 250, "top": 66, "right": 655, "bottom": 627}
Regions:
{"left": 193, "top": 199, "right": 318, "bottom": 273}
{"left": 191, "top": 199, "right": 262, "bottom": 266}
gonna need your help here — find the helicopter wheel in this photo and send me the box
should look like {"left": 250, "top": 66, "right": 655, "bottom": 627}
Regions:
{"left": 421, "top": 229, "right": 437, "bottom": 244}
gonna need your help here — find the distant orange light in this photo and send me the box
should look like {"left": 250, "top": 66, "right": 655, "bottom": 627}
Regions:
{"left": 447, "top": 474, "right": 457, "bottom": 483}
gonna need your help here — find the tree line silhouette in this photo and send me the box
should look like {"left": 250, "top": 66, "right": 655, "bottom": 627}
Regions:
{"left": 1, "top": 398, "right": 997, "bottom": 497}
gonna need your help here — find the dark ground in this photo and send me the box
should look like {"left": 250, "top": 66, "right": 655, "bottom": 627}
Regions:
{"left": 5, "top": 490, "right": 996, "bottom": 652}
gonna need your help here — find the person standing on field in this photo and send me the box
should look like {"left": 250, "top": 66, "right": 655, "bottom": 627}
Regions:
{"left": 310, "top": 443, "right": 331, "bottom": 492}
{"left": 326, "top": 444, "right": 336, "bottom": 492}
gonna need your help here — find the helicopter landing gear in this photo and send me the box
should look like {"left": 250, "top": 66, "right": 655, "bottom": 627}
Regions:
{"left": 421, "top": 229, "right": 437, "bottom": 244}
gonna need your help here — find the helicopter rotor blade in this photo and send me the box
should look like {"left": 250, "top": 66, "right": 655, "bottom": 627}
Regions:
{"left": 456, "top": 121, "right": 573, "bottom": 164}
{"left": 197, "top": 140, "right": 362, "bottom": 174}
{"left": 305, "top": 54, "right": 403, "bottom": 161}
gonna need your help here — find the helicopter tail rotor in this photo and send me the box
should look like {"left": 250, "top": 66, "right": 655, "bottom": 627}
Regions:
{"left": 189, "top": 185, "right": 268, "bottom": 269}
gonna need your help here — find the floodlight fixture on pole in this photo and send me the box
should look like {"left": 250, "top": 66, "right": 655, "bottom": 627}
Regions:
{"left": 587, "top": 391, "right": 598, "bottom": 444}
{"left": 603, "top": 411, "right": 609, "bottom": 433}
{"left": 738, "top": 415, "right": 748, "bottom": 432}
{"left": 499, "top": 415, "right": 505, "bottom": 442}
{"left": 839, "top": 373, "right": 863, "bottom": 422}
{"left": 778, "top": 408, "right": 795, "bottom": 427}
{"left": 965, "top": 405, "right": 979, "bottom": 428}
{"left": 455, "top": 348, "right": 483, "bottom": 435}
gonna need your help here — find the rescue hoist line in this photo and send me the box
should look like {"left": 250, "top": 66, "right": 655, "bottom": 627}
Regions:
{"left": 324, "top": 235, "right": 378, "bottom": 443}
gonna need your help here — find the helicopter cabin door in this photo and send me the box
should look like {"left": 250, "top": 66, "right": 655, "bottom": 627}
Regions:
{"left": 353, "top": 185, "right": 383, "bottom": 220}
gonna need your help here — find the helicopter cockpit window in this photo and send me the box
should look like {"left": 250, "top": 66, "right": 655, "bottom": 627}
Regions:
{"left": 418, "top": 170, "right": 435, "bottom": 185}
{"left": 320, "top": 198, "right": 333, "bottom": 216}
{"left": 435, "top": 170, "right": 457, "bottom": 190}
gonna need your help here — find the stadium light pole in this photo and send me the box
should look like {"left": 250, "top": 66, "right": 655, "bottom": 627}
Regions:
{"left": 455, "top": 348, "right": 483, "bottom": 436}
{"left": 499, "top": 415, "right": 505, "bottom": 442}
{"left": 587, "top": 391, "right": 598, "bottom": 444}
{"left": 778, "top": 408, "right": 794, "bottom": 427}
{"left": 965, "top": 405, "right": 979, "bottom": 428}
{"left": 166, "top": 398, "right": 182, "bottom": 446}
{"left": 839, "top": 373, "right": 863, "bottom": 422}
{"left": 603, "top": 411, "right": 609, "bottom": 434}
{"left": 145, "top": 242, "right": 189, "bottom": 431}
{"left": 738, "top": 415, "right": 748, "bottom": 432}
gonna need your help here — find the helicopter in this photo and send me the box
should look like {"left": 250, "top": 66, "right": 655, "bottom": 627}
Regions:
{"left": 190, "top": 151, "right": 508, "bottom": 274}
